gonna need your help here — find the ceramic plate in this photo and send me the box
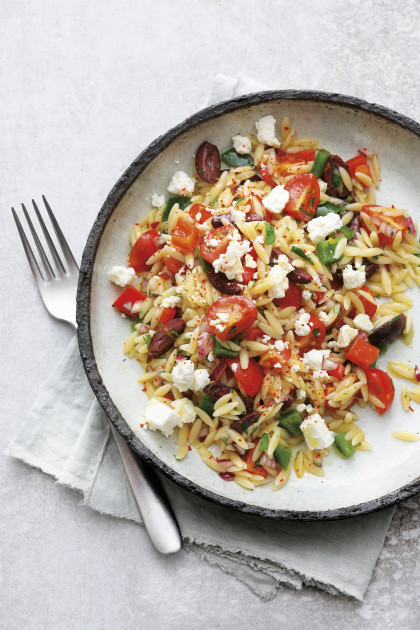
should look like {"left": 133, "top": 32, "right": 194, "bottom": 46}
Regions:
{"left": 77, "top": 90, "right": 420, "bottom": 520}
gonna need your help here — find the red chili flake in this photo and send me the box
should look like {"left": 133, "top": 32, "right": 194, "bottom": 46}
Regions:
{"left": 151, "top": 221, "right": 159, "bottom": 229}
{"left": 188, "top": 445, "right": 192, "bottom": 451}
{"left": 142, "top": 387, "right": 146, "bottom": 392}
{"left": 284, "top": 126, "right": 289, "bottom": 130}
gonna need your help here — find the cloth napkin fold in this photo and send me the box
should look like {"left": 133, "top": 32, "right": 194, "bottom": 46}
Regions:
{"left": 6, "top": 74, "right": 396, "bottom": 601}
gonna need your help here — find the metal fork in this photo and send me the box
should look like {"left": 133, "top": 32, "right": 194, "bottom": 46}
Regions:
{"left": 12, "top": 196, "right": 182, "bottom": 554}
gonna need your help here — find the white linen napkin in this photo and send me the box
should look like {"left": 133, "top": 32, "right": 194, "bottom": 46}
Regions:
{"left": 6, "top": 74, "right": 396, "bottom": 601}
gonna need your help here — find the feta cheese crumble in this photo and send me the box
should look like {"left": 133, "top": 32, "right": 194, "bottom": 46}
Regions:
{"left": 302, "top": 289, "right": 312, "bottom": 301}
{"left": 171, "top": 359, "right": 195, "bottom": 392}
{"left": 302, "top": 349, "right": 330, "bottom": 371}
{"left": 296, "top": 389, "right": 307, "bottom": 400}
{"left": 273, "top": 339, "right": 289, "bottom": 351}
{"left": 312, "top": 370, "right": 329, "bottom": 379}
{"left": 318, "top": 179, "right": 328, "bottom": 193}
{"left": 209, "top": 311, "right": 230, "bottom": 332}
{"left": 143, "top": 399, "right": 180, "bottom": 437}
{"left": 232, "top": 134, "right": 252, "bottom": 155}
{"left": 167, "top": 171, "right": 195, "bottom": 196}
{"left": 337, "top": 324, "right": 358, "bottom": 348}
{"left": 161, "top": 295, "right": 181, "bottom": 308}
{"left": 244, "top": 253, "right": 257, "bottom": 268}
{"left": 192, "top": 369, "right": 211, "bottom": 391}
{"left": 343, "top": 265, "right": 366, "bottom": 290}
{"left": 262, "top": 185, "right": 290, "bottom": 214}
{"left": 171, "top": 398, "right": 195, "bottom": 425}
{"left": 353, "top": 313, "right": 374, "bottom": 333}
{"left": 212, "top": 230, "right": 250, "bottom": 280}
{"left": 294, "top": 310, "right": 311, "bottom": 336}
{"left": 307, "top": 213, "right": 343, "bottom": 244}
{"left": 300, "top": 413, "right": 334, "bottom": 450}
{"left": 318, "top": 311, "right": 330, "bottom": 324}
{"left": 268, "top": 255, "right": 294, "bottom": 299}
{"left": 255, "top": 115, "right": 280, "bottom": 147}
{"left": 151, "top": 193, "right": 165, "bottom": 209}
{"left": 108, "top": 265, "right": 135, "bottom": 287}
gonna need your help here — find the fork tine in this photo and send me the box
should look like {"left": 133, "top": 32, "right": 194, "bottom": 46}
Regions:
{"left": 42, "top": 196, "right": 78, "bottom": 272}
{"left": 32, "top": 199, "right": 66, "bottom": 277}
{"left": 12, "top": 208, "right": 46, "bottom": 284}
{"left": 21, "top": 203, "right": 55, "bottom": 281}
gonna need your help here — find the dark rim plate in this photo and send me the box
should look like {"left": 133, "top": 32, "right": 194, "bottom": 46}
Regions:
{"left": 77, "top": 89, "right": 420, "bottom": 520}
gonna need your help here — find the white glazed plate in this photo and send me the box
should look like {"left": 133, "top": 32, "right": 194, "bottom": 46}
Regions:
{"left": 77, "top": 91, "right": 420, "bottom": 519}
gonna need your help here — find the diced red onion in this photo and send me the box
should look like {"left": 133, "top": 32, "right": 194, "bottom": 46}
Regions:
{"left": 323, "top": 358, "right": 339, "bottom": 371}
{"left": 414, "top": 365, "right": 420, "bottom": 382}
{"left": 200, "top": 318, "right": 211, "bottom": 334}
{"left": 137, "top": 324, "right": 149, "bottom": 334}
{"left": 198, "top": 427, "right": 208, "bottom": 442}
{"left": 210, "top": 360, "right": 226, "bottom": 382}
{"left": 260, "top": 453, "right": 276, "bottom": 469}
{"left": 232, "top": 443, "right": 246, "bottom": 456}
{"left": 197, "top": 332, "right": 212, "bottom": 361}
{"left": 407, "top": 216, "right": 416, "bottom": 235}
{"left": 217, "top": 458, "right": 233, "bottom": 469}
{"left": 151, "top": 221, "right": 159, "bottom": 229}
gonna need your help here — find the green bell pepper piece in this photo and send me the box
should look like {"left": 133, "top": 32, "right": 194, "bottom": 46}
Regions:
{"left": 162, "top": 196, "right": 191, "bottom": 222}
{"left": 334, "top": 432, "right": 355, "bottom": 459}
{"left": 259, "top": 433, "right": 270, "bottom": 452}
{"left": 196, "top": 247, "right": 212, "bottom": 272}
{"left": 338, "top": 225, "right": 354, "bottom": 239}
{"left": 316, "top": 238, "right": 343, "bottom": 265}
{"left": 273, "top": 444, "right": 292, "bottom": 470}
{"left": 278, "top": 409, "right": 303, "bottom": 437}
{"left": 310, "top": 149, "right": 330, "bottom": 178}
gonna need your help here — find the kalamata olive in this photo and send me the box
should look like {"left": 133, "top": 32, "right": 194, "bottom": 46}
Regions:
{"left": 249, "top": 174, "right": 262, "bottom": 182}
{"left": 364, "top": 261, "right": 378, "bottom": 280}
{"left": 210, "top": 359, "right": 226, "bottom": 382}
{"left": 230, "top": 421, "right": 243, "bottom": 433}
{"left": 206, "top": 268, "right": 242, "bottom": 295}
{"left": 281, "top": 389, "right": 296, "bottom": 410}
{"left": 239, "top": 410, "right": 260, "bottom": 425}
{"left": 211, "top": 213, "right": 234, "bottom": 228}
{"left": 333, "top": 268, "right": 344, "bottom": 286}
{"left": 270, "top": 247, "right": 281, "bottom": 264}
{"left": 195, "top": 141, "right": 221, "bottom": 184}
{"left": 147, "top": 318, "right": 186, "bottom": 362}
{"left": 287, "top": 267, "right": 312, "bottom": 284}
{"left": 323, "top": 155, "right": 353, "bottom": 199}
{"left": 368, "top": 313, "right": 406, "bottom": 348}
{"left": 203, "top": 382, "right": 231, "bottom": 398}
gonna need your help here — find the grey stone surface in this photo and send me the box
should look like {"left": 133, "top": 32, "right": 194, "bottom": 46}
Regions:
{"left": 1, "top": 0, "right": 420, "bottom": 628}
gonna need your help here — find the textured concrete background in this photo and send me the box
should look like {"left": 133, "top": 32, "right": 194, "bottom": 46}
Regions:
{"left": 1, "top": 1, "right": 420, "bottom": 628}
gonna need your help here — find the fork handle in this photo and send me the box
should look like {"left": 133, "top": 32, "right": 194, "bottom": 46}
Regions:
{"left": 110, "top": 424, "right": 182, "bottom": 554}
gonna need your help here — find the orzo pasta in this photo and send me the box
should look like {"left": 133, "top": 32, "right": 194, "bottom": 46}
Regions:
{"left": 108, "top": 114, "right": 420, "bottom": 490}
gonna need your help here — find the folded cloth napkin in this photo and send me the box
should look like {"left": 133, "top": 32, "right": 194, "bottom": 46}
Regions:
{"left": 6, "top": 74, "right": 395, "bottom": 601}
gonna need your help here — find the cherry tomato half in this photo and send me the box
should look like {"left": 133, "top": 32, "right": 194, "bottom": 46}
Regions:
{"left": 245, "top": 327, "right": 265, "bottom": 341}
{"left": 128, "top": 229, "right": 160, "bottom": 272}
{"left": 273, "top": 283, "right": 302, "bottom": 309}
{"left": 200, "top": 225, "right": 235, "bottom": 264}
{"left": 259, "top": 343, "right": 292, "bottom": 374}
{"left": 164, "top": 256, "right": 184, "bottom": 274}
{"left": 296, "top": 315, "right": 326, "bottom": 350}
{"left": 242, "top": 248, "right": 258, "bottom": 284}
{"left": 366, "top": 368, "right": 395, "bottom": 415}
{"left": 159, "top": 307, "right": 177, "bottom": 326}
{"left": 189, "top": 203, "right": 212, "bottom": 224}
{"left": 345, "top": 337, "right": 379, "bottom": 370}
{"left": 274, "top": 150, "right": 316, "bottom": 178}
{"left": 207, "top": 296, "right": 258, "bottom": 340}
{"left": 112, "top": 286, "right": 147, "bottom": 318}
{"left": 172, "top": 216, "right": 200, "bottom": 253}
{"left": 361, "top": 205, "right": 410, "bottom": 246}
{"left": 244, "top": 446, "right": 267, "bottom": 477}
{"left": 227, "top": 358, "right": 264, "bottom": 398}
{"left": 260, "top": 164, "right": 277, "bottom": 188}
{"left": 345, "top": 154, "right": 370, "bottom": 180}
{"left": 283, "top": 174, "right": 320, "bottom": 222}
